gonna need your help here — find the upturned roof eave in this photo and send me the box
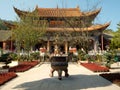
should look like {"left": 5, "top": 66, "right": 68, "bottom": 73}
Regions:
{"left": 47, "top": 22, "right": 110, "bottom": 32}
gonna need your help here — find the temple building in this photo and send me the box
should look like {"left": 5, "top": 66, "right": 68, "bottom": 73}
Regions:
{"left": 0, "top": 30, "right": 12, "bottom": 50}
{"left": 0, "top": 21, "right": 16, "bottom": 52}
{"left": 0, "top": 5, "right": 110, "bottom": 54}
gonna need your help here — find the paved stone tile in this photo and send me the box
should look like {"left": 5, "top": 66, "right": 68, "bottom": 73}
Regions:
{"left": 0, "top": 63, "right": 120, "bottom": 90}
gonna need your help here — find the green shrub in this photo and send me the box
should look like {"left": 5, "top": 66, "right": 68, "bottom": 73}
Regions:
{"left": 9, "top": 53, "right": 18, "bottom": 61}
{"left": 0, "top": 53, "right": 12, "bottom": 67}
{"left": 78, "top": 49, "right": 86, "bottom": 61}
{"left": 19, "top": 55, "right": 28, "bottom": 61}
{"left": 72, "top": 55, "right": 78, "bottom": 62}
{"left": 30, "top": 52, "right": 40, "bottom": 60}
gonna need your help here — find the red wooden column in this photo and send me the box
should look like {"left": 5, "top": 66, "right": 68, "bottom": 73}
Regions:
{"left": 3, "top": 41, "right": 6, "bottom": 50}
{"left": 10, "top": 40, "right": 13, "bottom": 51}
{"left": 101, "top": 33, "right": 104, "bottom": 51}
{"left": 65, "top": 41, "right": 68, "bottom": 54}
{"left": 47, "top": 40, "right": 50, "bottom": 52}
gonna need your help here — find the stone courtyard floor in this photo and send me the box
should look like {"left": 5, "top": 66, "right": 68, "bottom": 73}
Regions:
{"left": 0, "top": 62, "right": 120, "bottom": 90}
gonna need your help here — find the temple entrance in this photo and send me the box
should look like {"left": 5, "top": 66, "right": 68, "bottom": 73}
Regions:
{"left": 50, "top": 45, "right": 54, "bottom": 54}
{"left": 49, "top": 44, "right": 65, "bottom": 54}
{"left": 59, "top": 45, "right": 65, "bottom": 54}
{"left": 34, "top": 43, "right": 43, "bottom": 51}
{"left": 0, "top": 42, "right": 3, "bottom": 48}
{"left": 76, "top": 45, "right": 80, "bottom": 50}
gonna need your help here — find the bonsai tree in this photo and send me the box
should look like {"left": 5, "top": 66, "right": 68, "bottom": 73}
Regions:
{"left": 0, "top": 53, "right": 12, "bottom": 68}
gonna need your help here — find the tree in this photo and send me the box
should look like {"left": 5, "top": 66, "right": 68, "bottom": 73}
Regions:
{"left": 104, "top": 29, "right": 114, "bottom": 34}
{"left": 110, "top": 22, "right": 120, "bottom": 49}
{"left": 12, "top": 11, "right": 48, "bottom": 60}
{"left": 61, "top": 10, "right": 94, "bottom": 53}
{"left": 0, "top": 19, "right": 8, "bottom": 30}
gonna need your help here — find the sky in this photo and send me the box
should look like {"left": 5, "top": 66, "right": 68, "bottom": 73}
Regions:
{"left": 0, "top": 0, "right": 120, "bottom": 31}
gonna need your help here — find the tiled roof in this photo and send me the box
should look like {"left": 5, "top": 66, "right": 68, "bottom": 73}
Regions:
{"left": 36, "top": 7, "right": 82, "bottom": 17}
{"left": 47, "top": 22, "right": 110, "bottom": 32}
{"left": 36, "top": 7, "right": 101, "bottom": 17}
{"left": 3, "top": 21, "right": 16, "bottom": 29}
{"left": 0, "top": 30, "right": 12, "bottom": 41}
{"left": 14, "top": 6, "right": 101, "bottom": 18}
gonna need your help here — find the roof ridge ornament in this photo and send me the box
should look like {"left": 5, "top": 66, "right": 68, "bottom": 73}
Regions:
{"left": 57, "top": 4, "right": 59, "bottom": 9}
{"left": 36, "top": 5, "right": 38, "bottom": 9}
{"left": 76, "top": 5, "right": 80, "bottom": 11}
{"left": 76, "top": 5, "right": 79, "bottom": 9}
